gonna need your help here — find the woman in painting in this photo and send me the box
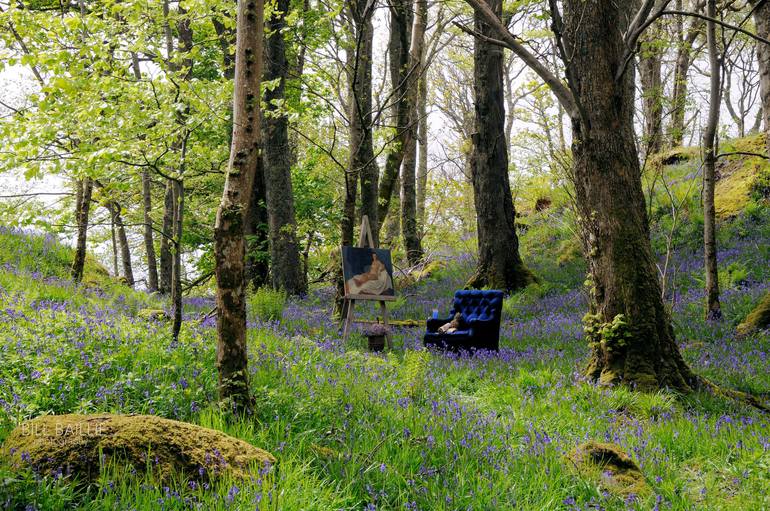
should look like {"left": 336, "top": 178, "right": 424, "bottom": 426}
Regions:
{"left": 346, "top": 250, "right": 393, "bottom": 295}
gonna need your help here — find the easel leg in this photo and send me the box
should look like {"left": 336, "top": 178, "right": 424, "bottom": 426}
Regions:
{"left": 379, "top": 300, "right": 390, "bottom": 350}
{"left": 343, "top": 300, "right": 355, "bottom": 341}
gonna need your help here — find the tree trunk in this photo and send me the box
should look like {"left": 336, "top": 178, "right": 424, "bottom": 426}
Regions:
{"left": 702, "top": 0, "right": 721, "bottom": 320}
{"left": 466, "top": 0, "right": 533, "bottom": 292}
{"left": 302, "top": 231, "right": 314, "bottom": 283}
{"left": 130, "top": 55, "right": 159, "bottom": 292}
{"left": 401, "top": 0, "right": 427, "bottom": 265}
{"left": 212, "top": 16, "right": 236, "bottom": 80}
{"left": 110, "top": 210, "right": 119, "bottom": 276}
{"left": 263, "top": 0, "right": 307, "bottom": 295}
{"left": 401, "top": 130, "right": 421, "bottom": 263}
{"left": 723, "top": 65, "right": 745, "bottom": 137}
{"left": 111, "top": 202, "right": 135, "bottom": 288}
{"left": 214, "top": 0, "right": 263, "bottom": 415}
{"left": 159, "top": 179, "right": 174, "bottom": 295}
{"left": 377, "top": 0, "right": 413, "bottom": 230}
{"left": 245, "top": 154, "right": 270, "bottom": 290}
{"left": 638, "top": 30, "right": 663, "bottom": 155}
{"left": 416, "top": 59, "right": 429, "bottom": 236}
{"left": 142, "top": 170, "right": 159, "bottom": 292}
{"left": 347, "top": 0, "right": 379, "bottom": 244}
{"left": 752, "top": 0, "right": 770, "bottom": 156}
{"left": 171, "top": 180, "right": 184, "bottom": 342}
{"left": 383, "top": 175, "right": 401, "bottom": 247}
{"left": 669, "top": 6, "right": 704, "bottom": 148}
{"left": 71, "top": 177, "right": 93, "bottom": 283}
{"left": 561, "top": 0, "right": 697, "bottom": 390}
{"left": 336, "top": 0, "right": 378, "bottom": 316}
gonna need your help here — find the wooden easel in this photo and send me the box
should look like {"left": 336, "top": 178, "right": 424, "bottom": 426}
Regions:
{"left": 341, "top": 215, "right": 394, "bottom": 348}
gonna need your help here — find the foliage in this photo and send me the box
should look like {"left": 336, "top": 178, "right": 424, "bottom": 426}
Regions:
{"left": 583, "top": 313, "right": 633, "bottom": 351}
{"left": 399, "top": 349, "right": 430, "bottom": 400}
{"left": 249, "top": 287, "right": 287, "bottom": 322}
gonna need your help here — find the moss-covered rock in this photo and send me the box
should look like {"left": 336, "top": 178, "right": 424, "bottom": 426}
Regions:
{"left": 652, "top": 146, "right": 699, "bottom": 166}
{"left": 714, "top": 159, "right": 762, "bottom": 218}
{"left": 399, "top": 259, "right": 447, "bottom": 289}
{"left": 567, "top": 441, "right": 649, "bottom": 497}
{"left": 712, "top": 134, "right": 770, "bottom": 218}
{"left": 1, "top": 414, "right": 275, "bottom": 482}
{"left": 138, "top": 308, "right": 170, "bottom": 321}
{"left": 737, "top": 293, "right": 770, "bottom": 336}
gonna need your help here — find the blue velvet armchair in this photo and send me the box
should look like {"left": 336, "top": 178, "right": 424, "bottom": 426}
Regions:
{"left": 424, "top": 290, "right": 504, "bottom": 352}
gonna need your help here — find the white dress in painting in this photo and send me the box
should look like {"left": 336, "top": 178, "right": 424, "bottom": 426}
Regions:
{"left": 346, "top": 257, "right": 393, "bottom": 295}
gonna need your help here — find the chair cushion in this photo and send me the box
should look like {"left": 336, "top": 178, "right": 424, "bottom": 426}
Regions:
{"left": 452, "top": 290, "right": 503, "bottom": 323}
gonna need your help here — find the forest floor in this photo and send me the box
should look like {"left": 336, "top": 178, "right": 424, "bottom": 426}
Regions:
{"left": 1, "top": 146, "right": 770, "bottom": 510}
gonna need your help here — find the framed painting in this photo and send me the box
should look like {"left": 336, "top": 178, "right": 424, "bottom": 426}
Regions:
{"left": 342, "top": 246, "right": 396, "bottom": 300}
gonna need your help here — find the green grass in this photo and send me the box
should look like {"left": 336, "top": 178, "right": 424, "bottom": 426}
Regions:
{"left": 1, "top": 145, "right": 770, "bottom": 509}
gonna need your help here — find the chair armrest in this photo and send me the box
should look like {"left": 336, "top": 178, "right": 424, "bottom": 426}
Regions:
{"left": 427, "top": 316, "right": 453, "bottom": 332}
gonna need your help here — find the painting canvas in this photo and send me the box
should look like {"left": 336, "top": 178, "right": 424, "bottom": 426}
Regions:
{"left": 342, "top": 246, "right": 396, "bottom": 300}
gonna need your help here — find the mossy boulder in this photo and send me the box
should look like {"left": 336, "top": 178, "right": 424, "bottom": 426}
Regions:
{"left": 737, "top": 293, "right": 770, "bottom": 336}
{"left": 399, "top": 259, "right": 447, "bottom": 289}
{"left": 1, "top": 414, "right": 275, "bottom": 482}
{"left": 713, "top": 134, "right": 770, "bottom": 218}
{"left": 653, "top": 146, "right": 698, "bottom": 166}
{"left": 714, "top": 159, "right": 761, "bottom": 218}
{"left": 567, "top": 441, "right": 649, "bottom": 497}
{"left": 138, "top": 308, "right": 170, "bottom": 321}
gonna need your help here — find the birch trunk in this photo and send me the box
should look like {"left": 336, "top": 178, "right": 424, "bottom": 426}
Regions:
{"left": 214, "top": 0, "right": 264, "bottom": 414}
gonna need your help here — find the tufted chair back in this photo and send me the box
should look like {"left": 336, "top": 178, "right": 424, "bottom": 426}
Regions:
{"left": 452, "top": 290, "right": 504, "bottom": 325}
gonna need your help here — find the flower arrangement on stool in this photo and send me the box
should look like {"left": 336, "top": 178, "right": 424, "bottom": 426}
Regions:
{"left": 361, "top": 323, "right": 390, "bottom": 352}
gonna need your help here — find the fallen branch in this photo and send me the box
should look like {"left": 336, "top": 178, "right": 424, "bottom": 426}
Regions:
{"left": 355, "top": 318, "right": 422, "bottom": 327}
{"left": 716, "top": 151, "right": 769, "bottom": 160}
{"left": 182, "top": 271, "right": 214, "bottom": 294}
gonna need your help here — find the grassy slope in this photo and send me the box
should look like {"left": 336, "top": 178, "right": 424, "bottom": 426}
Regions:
{"left": 1, "top": 143, "right": 770, "bottom": 509}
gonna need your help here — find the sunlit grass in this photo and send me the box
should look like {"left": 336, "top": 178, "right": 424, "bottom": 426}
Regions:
{"left": 1, "top": 204, "right": 770, "bottom": 509}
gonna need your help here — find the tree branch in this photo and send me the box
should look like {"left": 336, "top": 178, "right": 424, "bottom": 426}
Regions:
{"left": 460, "top": 0, "right": 580, "bottom": 120}
{"left": 661, "top": 10, "right": 770, "bottom": 46}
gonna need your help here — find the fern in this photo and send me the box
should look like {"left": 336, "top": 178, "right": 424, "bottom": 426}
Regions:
{"left": 401, "top": 350, "right": 430, "bottom": 400}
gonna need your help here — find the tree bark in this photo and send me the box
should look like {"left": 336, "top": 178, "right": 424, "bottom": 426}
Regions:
{"left": 263, "top": 0, "right": 307, "bottom": 295}
{"left": 245, "top": 154, "right": 270, "bottom": 290}
{"left": 71, "top": 177, "right": 93, "bottom": 283}
{"left": 347, "top": 0, "right": 379, "bottom": 244}
{"left": 416, "top": 58, "right": 429, "bottom": 236}
{"left": 212, "top": 16, "right": 236, "bottom": 80}
{"left": 559, "top": 0, "right": 697, "bottom": 390}
{"left": 130, "top": 55, "right": 159, "bottom": 292}
{"left": 638, "top": 29, "right": 664, "bottom": 155}
{"left": 142, "top": 170, "right": 159, "bottom": 292}
{"left": 110, "top": 210, "right": 119, "bottom": 276}
{"left": 159, "top": 179, "right": 174, "bottom": 295}
{"left": 171, "top": 179, "right": 184, "bottom": 342}
{"left": 214, "top": 0, "right": 263, "bottom": 415}
{"left": 383, "top": 175, "right": 401, "bottom": 247}
{"left": 466, "top": 0, "right": 533, "bottom": 292}
{"left": 377, "top": 0, "right": 413, "bottom": 231}
{"left": 669, "top": 4, "right": 705, "bottom": 148}
{"left": 752, "top": 0, "right": 770, "bottom": 156}
{"left": 401, "top": 0, "right": 426, "bottom": 265}
{"left": 702, "top": 0, "right": 721, "bottom": 320}
{"left": 336, "top": 0, "right": 378, "bottom": 316}
{"left": 110, "top": 201, "right": 135, "bottom": 288}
